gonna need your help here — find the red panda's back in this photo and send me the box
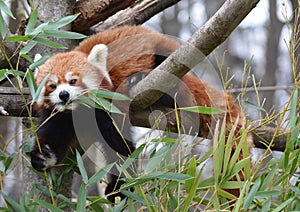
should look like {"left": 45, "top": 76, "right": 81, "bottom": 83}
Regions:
{"left": 75, "top": 26, "right": 180, "bottom": 88}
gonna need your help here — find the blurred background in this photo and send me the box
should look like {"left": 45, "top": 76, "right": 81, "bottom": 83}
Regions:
{"left": 0, "top": 0, "right": 296, "bottom": 203}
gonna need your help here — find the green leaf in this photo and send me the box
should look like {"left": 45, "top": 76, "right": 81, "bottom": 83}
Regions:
{"left": 34, "top": 36, "right": 67, "bottom": 49}
{"left": 243, "top": 100, "right": 267, "bottom": 113}
{"left": 32, "top": 72, "right": 50, "bottom": 103}
{"left": 90, "top": 89, "right": 130, "bottom": 101}
{"left": 121, "top": 190, "right": 146, "bottom": 204}
{"left": 87, "top": 163, "right": 115, "bottom": 186}
{"left": 76, "top": 183, "right": 87, "bottom": 212}
{"left": 112, "top": 199, "right": 126, "bottom": 212}
{"left": 46, "top": 14, "right": 80, "bottom": 30}
{"left": 0, "top": 12, "right": 6, "bottom": 39}
{"left": 34, "top": 199, "right": 64, "bottom": 212}
{"left": 272, "top": 197, "right": 295, "bottom": 212}
{"left": 76, "top": 150, "right": 88, "bottom": 184}
{"left": 254, "top": 190, "right": 282, "bottom": 198}
{"left": 0, "top": 0, "right": 15, "bottom": 19}
{"left": 25, "top": 8, "right": 38, "bottom": 34}
{"left": 0, "top": 192, "right": 20, "bottom": 211}
{"left": 4, "top": 35, "right": 30, "bottom": 42}
{"left": 144, "top": 144, "right": 169, "bottom": 174}
{"left": 28, "top": 22, "right": 49, "bottom": 36}
{"left": 243, "top": 176, "right": 261, "bottom": 209}
{"left": 25, "top": 69, "right": 37, "bottom": 97}
{"left": 89, "top": 94, "right": 123, "bottom": 114}
{"left": 20, "top": 40, "right": 37, "bottom": 55}
{"left": 185, "top": 157, "right": 197, "bottom": 192}
{"left": 178, "top": 106, "right": 224, "bottom": 114}
{"left": 120, "top": 143, "right": 145, "bottom": 172}
{"left": 29, "top": 55, "right": 51, "bottom": 70}
{"left": 0, "top": 69, "right": 25, "bottom": 82}
{"left": 44, "top": 30, "right": 86, "bottom": 39}
{"left": 151, "top": 137, "right": 179, "bottom": 143}
{"left": 56, "top": 194, "right": 76, "bottom": 209}
{"left": 145, "top": 171, "right": 192, "bottom": 182}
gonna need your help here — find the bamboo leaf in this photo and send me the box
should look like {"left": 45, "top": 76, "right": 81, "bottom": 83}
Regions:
{"left": 44, "top": 30, "right": 86, "bottom": 39}
{"left": 25, "top": 69, "right": 37, "bottom": 97}
{"left": 46, "top": 14, "right": 80, "bottom": 30}
{"left": 76, "top": 183, "right": 87, "bottom": 212}
{"left": 34, "top": 200, "right": 64, "bottom": 212}
{"left": 178, "top": 106, "right": 224, "bottom": 114}
{"left": 244, "top": 100, "right": 267, "bottom": 113}
{"left": 112, "top": 199, "right": 126, "bottom": 212}
{"left": 20, "top": 40, "right": 37, "bottom": 55}
{"left": 76, "top": 150, "right": 88, "bottom": 184}
{"left": 243, "top": 176, "right": 261, "bottom": 209}
{"left": 272, "top": 197, "right": 295, "bottom": 212}
{"left": 0, "top": 12, "right": 6, "bottom": 38}
{"left": 32, "top": 73, "right": 50, "bottom": 103}
{"left": 34, "top": 36, "right": 67, "bottom": 49}
{"left": 90, "top": 89, "right": 130, "bottom": 101}
{"left": 26, "top": 8, "right": 38, "bottom": 34}
{"left": 87, "top": 163, "right": 115, "bottom": 186}
{"left": 4, "top": 35, "right": 30, "bottom": 42}
{"left": 0, "top": 0, "right": 15, "bottom": 19}
{"left": 29, "top": 55, "right": 51, "bottom": 70}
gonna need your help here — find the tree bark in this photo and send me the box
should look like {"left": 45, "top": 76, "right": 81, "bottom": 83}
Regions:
{"left": 0, "top": 86, "right": 289, "bottom": 152}
{"left": 90, "top": 0, "right": 182, "bottom": 32}
{"left": 261, "top": 0, "right": 284, "bottom": 114}
{"left": 72, "top": 0, "right": 136, "bottom": 32}
{"left": 22, "top": 1, "right": 77, "bottom": 211}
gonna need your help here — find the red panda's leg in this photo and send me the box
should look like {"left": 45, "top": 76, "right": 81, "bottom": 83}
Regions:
{"left": 30, "top": 112, "right": 76, "bottom": 171}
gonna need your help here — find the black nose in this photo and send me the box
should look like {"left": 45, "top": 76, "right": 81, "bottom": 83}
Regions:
{"left": 59, "top": 90, "right": 70, "bottom": 102}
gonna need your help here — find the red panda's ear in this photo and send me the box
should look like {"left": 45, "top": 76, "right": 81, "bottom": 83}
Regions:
{"left": 87, "top": 44, "right": 112, "bottom": 85}
{"left": 33, "top": 54, "right": 43, "bottom": 78}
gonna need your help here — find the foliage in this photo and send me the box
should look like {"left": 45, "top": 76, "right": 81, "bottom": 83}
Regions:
{"left": 0, "top": 1, "right": 299, "bottom": 212}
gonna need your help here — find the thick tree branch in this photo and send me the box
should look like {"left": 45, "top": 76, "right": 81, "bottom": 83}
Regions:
{"left": 0, "top": 87, "right": 289, "bottom": 152}
{"left": 90, "top": 0, "right": 182, "bottom": 32}
{"left": 129, "top": 0, "right": 261, "bottom": 112}
{"left": 72, "top": 0, "right": 136, "bottom": 32}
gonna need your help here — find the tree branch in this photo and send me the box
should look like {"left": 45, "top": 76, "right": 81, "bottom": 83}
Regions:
{"left": 129, "top": 0, "right": 261, "bottom": 112}
{"left": 90, "top": 0, "right": 182, "bottom": 32}
{"left": 0, "top": 86, "right": 289, "bottom": 152}
{"left": 72, "top": 0, "right": 136, "bottom": 32}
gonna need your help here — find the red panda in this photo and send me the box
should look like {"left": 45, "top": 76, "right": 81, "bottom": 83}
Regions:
{"left": 30, "top": 25, "right": 252, "bottom": 201}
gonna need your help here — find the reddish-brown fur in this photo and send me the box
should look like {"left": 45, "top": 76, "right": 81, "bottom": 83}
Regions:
{"left": 35, "top": 25, "right": 252, "bottom": 198}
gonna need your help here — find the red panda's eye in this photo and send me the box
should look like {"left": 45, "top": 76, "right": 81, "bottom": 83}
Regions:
{"left": 70, "top": 79, "right": 77, "bottom": 85}
{"left": 49, "top": 84, "right": 56, "bottom": 89}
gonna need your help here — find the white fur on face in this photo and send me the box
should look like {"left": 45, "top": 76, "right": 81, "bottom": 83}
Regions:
{"left": 65, "top": 71, "right": 74, "bottom": 82}
{"left": 49, "top": 83, "right": 83, "bottom": 111}
{"left": 81, "top": 75, "right": 100, "bottom": 90}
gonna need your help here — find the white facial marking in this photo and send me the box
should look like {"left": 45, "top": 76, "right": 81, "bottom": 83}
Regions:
{"left": 50, "top": 75, "right": 58, "bottom": 84}
{"left": 49, "top": 83, "right": 83, "bottom": 111}
{"left": 81, "top": 75, "right": 100, "bottom": 90}
{"left": 65, "top": 71, "right": 73, "bottom": 82}
{"left": 33, "top": 54, "right": 43, "bottom": 78}
{"left": 87, "top": 44, "right": 112, "bottom": 85}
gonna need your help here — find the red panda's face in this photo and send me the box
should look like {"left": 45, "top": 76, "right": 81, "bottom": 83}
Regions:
{"left": 34, "top": 44, "right": 110, "bottom": 112}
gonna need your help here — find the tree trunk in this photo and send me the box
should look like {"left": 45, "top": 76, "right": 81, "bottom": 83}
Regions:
{"left": 261, "top": 0, "right": 284, "bottom": 114}
{"left": 23, "top": 0, "right": 77, "bottom": 211}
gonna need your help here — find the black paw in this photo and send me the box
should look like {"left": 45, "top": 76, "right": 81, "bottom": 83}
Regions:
{"left": 30, "top": 145, "right": 57, "bottom": 172}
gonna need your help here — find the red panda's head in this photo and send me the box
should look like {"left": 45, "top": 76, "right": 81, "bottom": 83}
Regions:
{"left": 34, "top": 44, "right": 112, "bottom": 112}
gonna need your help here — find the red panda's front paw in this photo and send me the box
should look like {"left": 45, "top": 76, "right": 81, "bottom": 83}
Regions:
{"left": 30, "top": 145, "right": 58, "bottom": 172}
